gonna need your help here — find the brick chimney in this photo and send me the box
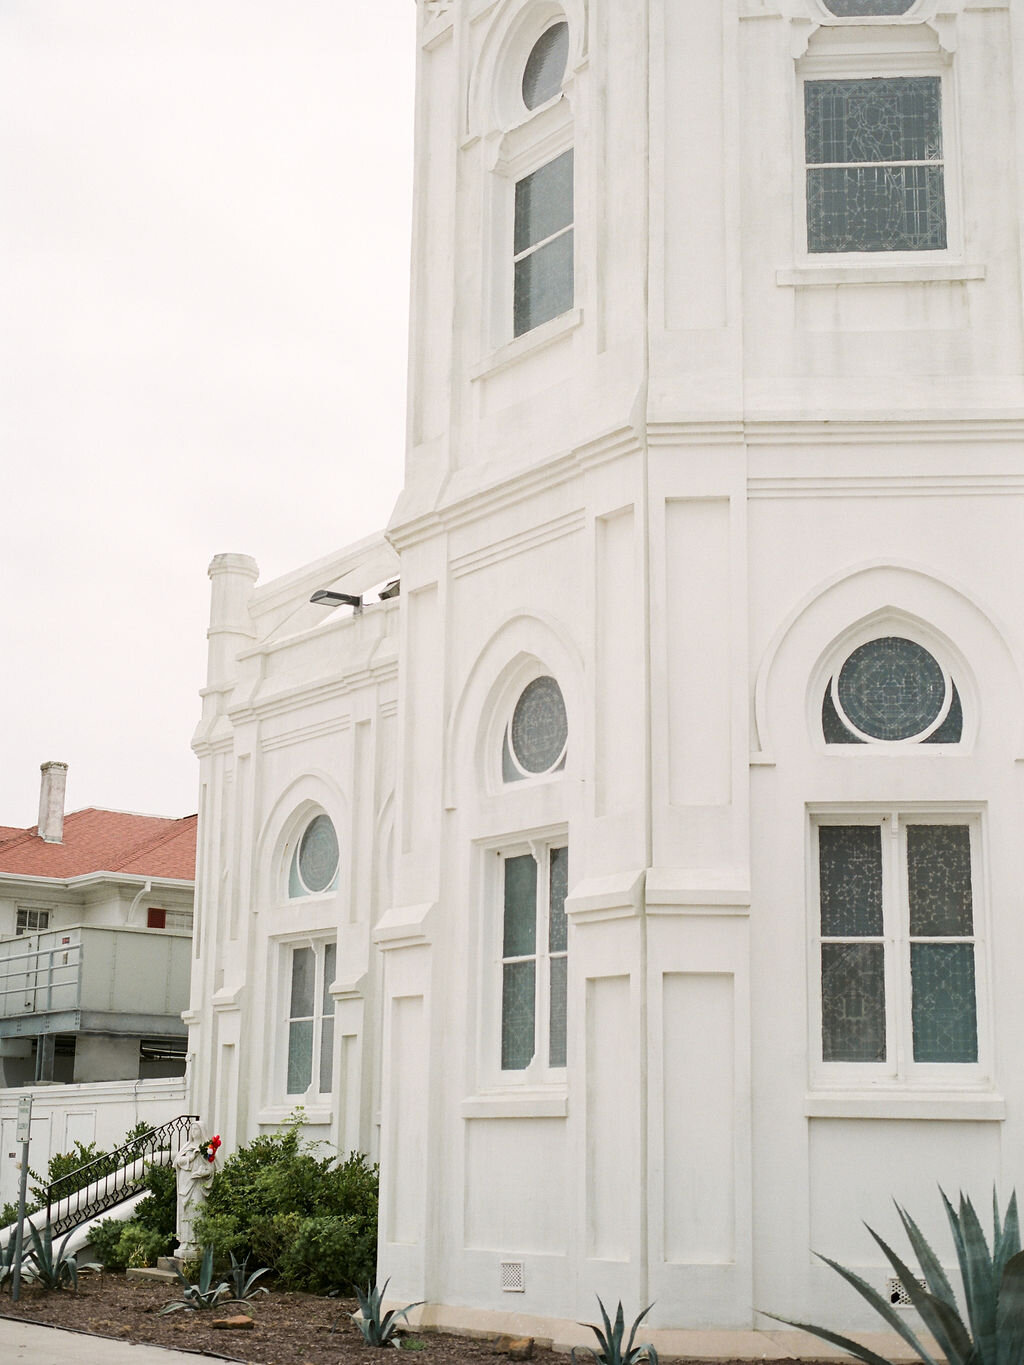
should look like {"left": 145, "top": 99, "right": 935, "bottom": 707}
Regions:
{"left": 38, "top": 761, "right": 68, "bottom": 843}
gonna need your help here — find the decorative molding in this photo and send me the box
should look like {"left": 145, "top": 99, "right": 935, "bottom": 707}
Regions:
{"left": 450, "top": 510, "right": 585, "bottom": 579}
{"left": 744, "top": 418, "right": 1024, "bottom": 445}
{"left": 461, "top": 1090, "right": 568, "bottom": 1119}
{"left": 806, "top": 1092, "right": 1005, "bottom": 1121}
{"left": 776, "top": 263, "right": 985, "bottom": 288}
{"left": 373, "top": 900, "right": 437, "bottom": 951}
{"left": 261, "top": 716, "right": 353, "bottom": 753}
{"left": 645, "top": 870, "right": 751, "bottom": 912}
{"left": 565, "top": 869, "right": 645, "bottom": 924}
{"left": 749, "top": 474, "right": 1024, "bottom": 499}
{"left": 226, "top": 662, "right": 399, "bottom": 726}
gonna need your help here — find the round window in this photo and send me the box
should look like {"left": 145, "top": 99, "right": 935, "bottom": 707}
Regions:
{"left": 509, "top": 676, "right": 568, "bottom": 774}
{"left": 821, "top": 0, "right": 916, "bottom": 14}
{"left": 296, "top": 814, "right": 339, "bottom": 894}
{"left": 522, "top": 22, "right": 569, "bottom": 111}
{"left": 828, "top": 637, "right": 955, "bottom": 742}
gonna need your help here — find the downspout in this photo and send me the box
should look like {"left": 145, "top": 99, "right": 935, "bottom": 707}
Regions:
{"left": 127, "top": 879, "right": 152, "bottom": 926}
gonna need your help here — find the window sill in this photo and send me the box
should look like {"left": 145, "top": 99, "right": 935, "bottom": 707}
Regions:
{"left": 805, "top": 1091, "right": 1005, "bottom": 1121}
{"left": 470, "top": 308, "right": 582, "bottom": 382}
{"left": 257, "top": 1104, "right": 333, "bottom": 1126}
{"left": 461, "top": 1090, "right": 568, "bottom": 1119}
{"left": 777, "top": 262, "right": 986, "bottom": 288}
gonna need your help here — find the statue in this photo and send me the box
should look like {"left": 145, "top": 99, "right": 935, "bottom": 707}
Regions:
{"left": 173, "top": 1121, "right": 220, "bottom": 1258}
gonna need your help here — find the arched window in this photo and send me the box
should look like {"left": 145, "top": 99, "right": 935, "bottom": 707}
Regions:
{"left": 288, "top": 812, "right": 340, "bottom": 896}
{"left": 522, "top": 22, "right": 568, "bottom": 110}
{"left": 822, "top": 636, "right": 962, "bottom": 745}
{"left": 502, "top": 675, "right": 568, "bottom": 780}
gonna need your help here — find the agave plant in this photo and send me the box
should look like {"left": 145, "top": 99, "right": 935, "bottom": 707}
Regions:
{"left": 159, "top": 1245, "right": 232, "bottom": 1314}
{"left": 20, "top": 1221, "right": 99, "bottom": 1291}
{"left": 768, "top": 1188, "right": 1024, "bottom": 1365}
{"left": 227, "top": 1250, "right": 271, "bottom": 1302}
{"left": 572, "top": 1298, "right": 659, "bottom": 1365}
{"left": 352, "top": 1279, "right": 425, "bottom": 1347}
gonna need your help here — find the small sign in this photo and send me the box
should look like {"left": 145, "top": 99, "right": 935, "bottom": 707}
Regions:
{"left": 15, "top": 1096, "right": 32, "bottom": 1143}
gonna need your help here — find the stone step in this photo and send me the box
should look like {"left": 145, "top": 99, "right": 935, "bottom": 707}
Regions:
{"left": 156, "top": 1256, "right": 183, "bottom": 1272}
{"left": 125, "top": 1265, "right": 179, "bottom": 1283}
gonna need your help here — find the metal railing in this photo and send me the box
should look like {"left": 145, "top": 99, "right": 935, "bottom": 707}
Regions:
{"left": 43, "top": 1114, "right": 199, "bottom": 1236}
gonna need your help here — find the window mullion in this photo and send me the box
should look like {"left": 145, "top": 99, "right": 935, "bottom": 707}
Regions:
{"left": 887, "top": 813, "right": 908, "bottom": 1079}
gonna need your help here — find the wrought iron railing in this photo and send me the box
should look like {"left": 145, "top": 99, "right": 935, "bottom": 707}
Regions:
{"left": 44, "top": 1114, "right": 199, "bottom": 1236}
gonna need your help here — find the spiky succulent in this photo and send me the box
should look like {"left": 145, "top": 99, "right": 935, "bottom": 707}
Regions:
{"left": 572, "top": 1298, "right": 659, "bottom": 1365}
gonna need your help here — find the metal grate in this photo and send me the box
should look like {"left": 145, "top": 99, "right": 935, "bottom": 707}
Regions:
{"left": 500, "top": 1261, "right": 525, "bottom": 1293}
{"left": 888, "top": 1275, "right": 927, "bottom": 1306}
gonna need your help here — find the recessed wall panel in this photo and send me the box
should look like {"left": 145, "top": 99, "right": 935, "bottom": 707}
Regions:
{"left": 665, "top": 498, "right": 732, "bottom": 806}
{"left": 386, "top": 995, "right": 426, "bottom": 1245}
{"left": 464, "top": 1118, "right": 569, "bottom": 1253}
{"left": 586, "top": 975, "right": 632, "bottom": 1260}
{"left": 662, "top": 972, "right": 735, "bottom": 1264}
{"left": 596, "top": 508, "right": 638, "bottom": 816}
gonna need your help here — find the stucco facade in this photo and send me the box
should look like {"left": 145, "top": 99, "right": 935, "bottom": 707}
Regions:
{"left": 189, "top": 0, "right": 1024, "bottom": 1341}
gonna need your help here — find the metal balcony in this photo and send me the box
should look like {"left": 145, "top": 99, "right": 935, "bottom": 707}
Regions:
{"left": 0, "top": 925, "right": 191, "bottom": 1038}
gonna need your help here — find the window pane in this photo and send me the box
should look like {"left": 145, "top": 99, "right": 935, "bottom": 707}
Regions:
{"left": 502, "top": 960, "right": 536, "bottom": 1069}
{"left": 549, "top": 845, "right": 569, "bottom": 953}
{"left": 823, "top": 0, "right": 914, "bottom": 11}
{"left": 287, "top": 1019, "right": 313, "bottom": 1093}
{"left": 522, "top": 22, "right": 569, "bottom": 110}
{"left": 818, "top": 826, "right": 883, "bottom": 936}
{"left": 322, "top": 941, "right": 337, "bottom": 1011}
{"left": 836, "top": 638, "right": 946, "bottom": 741}
{"left": 908, "top": 825, "right": 973, "bottom": 936}
{"left": 514, "top": 231, "right": 574, "bottom": 336}
{"left": 807, "top": 165, "right": 946, "bottom": 253}
{"left": 297, "top": 814, "right": 339, "bottom": 894}
{"left": 319, "top": 1016, "right": 334, "bottom": 1094}
{"left": 821, "top": 942, "right": 887, "bottom": 1062}
{"left": 805, "top": 79, "right": 943, "bottom": 166}
{"left": 514, "top": 150, "right": 574, "bottom": 254}
{"left": 503, "top": 855, "right": 537, "bottom": 957}
{"left": 289, "top": 947, "right": 315, "bottom": 1017}
{"left": 510, "top": 676, "right": 568, "bottom": 775}
{"left": 548, "top": 955, "right": 567, "bottom": 1067}
{"left": 923, "top": 683, "right": 963, "bottom": 744}
{"left": 911, "top": 943, "right": 978, "bottom": 1063}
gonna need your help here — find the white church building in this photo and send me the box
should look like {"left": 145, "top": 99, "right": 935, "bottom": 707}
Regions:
{"left": 187, "top": 0, "right": 1024, "bottom": 1341}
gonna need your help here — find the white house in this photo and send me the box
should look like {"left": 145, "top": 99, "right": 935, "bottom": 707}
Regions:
{"left": 0, "top": 762, "right": 196, "bottom": 1208}
{"left": 187, "top": 0, "right": 1024, "bottom": 1344}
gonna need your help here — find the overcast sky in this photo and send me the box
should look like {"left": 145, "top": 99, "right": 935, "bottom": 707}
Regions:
{"left": 1, "top": 2, "right": 416, "bottom": 825}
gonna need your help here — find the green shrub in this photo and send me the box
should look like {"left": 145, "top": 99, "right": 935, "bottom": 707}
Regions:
{"left": 277, "top": 1214, "right": 378, "bottom": 1294}
{"left": 192, "top": 1116, "right": 378, "bottom": 1293}
{"left": 133, "top": 1161, "right": 177, "bottom": 1237}
{"left": 89, "top": 1218, "right": 172, "bottom": 1271}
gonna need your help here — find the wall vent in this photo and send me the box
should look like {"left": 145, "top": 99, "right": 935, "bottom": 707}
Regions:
{"left": 888, "top": 1275, "right": 926, "bottom": 1306}
{"left": 500, "top": 1260, "right": 525, "bottom": 1293}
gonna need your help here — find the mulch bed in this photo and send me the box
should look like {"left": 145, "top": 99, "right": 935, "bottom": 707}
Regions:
{"left": 0, "top": 1274, "right": 554, "bottom": 1365}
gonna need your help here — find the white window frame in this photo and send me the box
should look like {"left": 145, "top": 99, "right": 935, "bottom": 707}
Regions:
{"left": 809, "top": 807, "right": 990, "bottom": 1092}
{"left": 275, "top": 935, "right": 337, "bottom": 1104}
{"left": 16, "top": 907, "right": 51, "bottom": 935}
{"left": 478, "top": 830, "right": 569, "bottom": 1091}
{"left": 794, "top": 43, "right": 962, "bottom": 269}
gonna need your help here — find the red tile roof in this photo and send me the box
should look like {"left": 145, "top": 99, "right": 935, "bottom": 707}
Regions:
{"left": 0, "top": 809, "right": 197, "bottom": 881}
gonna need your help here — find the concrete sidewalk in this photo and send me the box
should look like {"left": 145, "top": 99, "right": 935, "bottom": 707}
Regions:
{"left": 0, "top": 1316, "right": 227, "bottom": 1364}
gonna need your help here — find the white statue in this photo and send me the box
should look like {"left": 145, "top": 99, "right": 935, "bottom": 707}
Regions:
{"left": 173, "top": 1121, "right": 218, "bottom": 1258}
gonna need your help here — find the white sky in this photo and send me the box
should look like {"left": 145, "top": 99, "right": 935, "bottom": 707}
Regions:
{"left": 1, "top": 2, "right": 416, "bottom": 825}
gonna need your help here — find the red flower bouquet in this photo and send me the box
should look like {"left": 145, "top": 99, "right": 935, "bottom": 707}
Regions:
{"left": 199, "top": 1134, "right": 222, "bottom": 1164}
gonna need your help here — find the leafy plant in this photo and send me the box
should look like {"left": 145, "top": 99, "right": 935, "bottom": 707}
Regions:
{"left": 90, "top": 1219, "right": 172, "bottom": 1271}
{"left": 228, "top": 1250, "right": 271, "bottom": 1302}
{"left": 20, "top": 1221, "right": 99, "bottom": 1292}
{"left": 767, "top": 1187, "right": 1024, "bottom": 1365}
{"left": 572, "top": 1299, "right": 659, "bottom": 1365}
{"left": 0, "top": 1227, "right": 19, "bottom": 1289}
{"left": 159, "top": 1245, "right": 232, "bottom": 1314}
{"left": 352, "top": 1279, "right": 425, "bottom": 1347}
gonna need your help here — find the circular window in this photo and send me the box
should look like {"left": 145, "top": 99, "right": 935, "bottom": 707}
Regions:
{"left": 830, "top": 637, "right": 952, "bottom": 742}
{"left": 821, "top": 0, "right": 916, "bottom": 14}
{"left": 522, "top": 22, "right": 569, "bottom": 111}
{"left": 295, "top": 814, "right": 339, "bottom": 894}
{"left": 509, "top": 676, "right": 568, "bottom": 774}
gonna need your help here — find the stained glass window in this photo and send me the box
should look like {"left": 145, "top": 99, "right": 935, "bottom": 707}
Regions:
{"left": 805, "top": 78, "right": 946, "bottom": 253}
{"left": 816, "top": 818, "right": 980, "bottom": 1074}
{"left": 514, "top": 151, "right": 574, "bottom": 337}
{"left": 522, "top": 22, "right": 568, "bottom": 110}
{"left": 500, "top": 845, "right": 569, "bottom": 1072}
{"left": 823, "top": 637, "right": 960, "bottom": 744}
{"left": 289, "top": 813, "right": 339, "bottom": 896}
{"left": 822, "top": 0, "right": 916, "bottom": 13}
{"left": 505, "top": 675, "right": 568, "bottom": 779}
{"left": 286, "top": 940, "right": 336, "bottom": 1096}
